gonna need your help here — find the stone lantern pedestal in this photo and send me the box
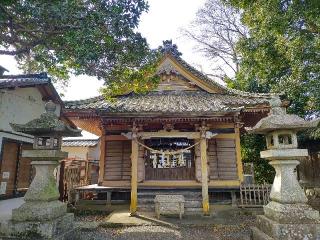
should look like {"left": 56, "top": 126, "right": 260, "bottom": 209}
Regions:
{"left": 252, "top": 149, "right": 320, "bottom": 239}
{"left": 247, "top": 97, "right": 320, "bottom": 239}
{"left": 0, "top": 101, "right": 81, "bottom": 239}
{"left": 1, "top": 151, "right": 75, "bottom": 240}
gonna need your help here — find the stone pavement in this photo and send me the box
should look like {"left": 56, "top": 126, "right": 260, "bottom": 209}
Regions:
{"left": 0, "top": 197, "right": 24, "bottom": 222}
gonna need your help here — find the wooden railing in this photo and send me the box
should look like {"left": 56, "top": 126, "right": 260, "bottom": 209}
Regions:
{"left": 239, "top": 183, "right": 271, "bottom": 207}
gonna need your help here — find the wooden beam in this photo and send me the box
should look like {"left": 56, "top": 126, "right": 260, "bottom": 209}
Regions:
{"left": 209, "top": 180, "right": 240, "bottom": 187}
{"left": 138, "top": 131, "right": 235, "bottom": 140}
{"left": 102, "top": 180, "right": 131, "bottom": 187}
{"left": 139, "top": 131, "right": 200, "bottom": 139}
{"left": 98, "top": 134, "right": 106, "bottom": 184}
{"left": 139, "top": 180, "right": 200, "bottom": 187}
{"left": 101, "top": 180, "right": 240, "bottom": 188}
{"left": 212, "top": 133, "right": 236, "bottom": 139}
{"left": 105, "top": 135, "right": 128, "bottom": 141}
{"left": 208, "top": 123, "right": 235, "bottom": 129}
{"left": 130, "top": 129, "right": 139, "bottom": 215}
{"left": 235, "top": 127, "right": 244, "bottom": 182}
{"left": 200, "top": 126, "right": 210, "bottom": 216}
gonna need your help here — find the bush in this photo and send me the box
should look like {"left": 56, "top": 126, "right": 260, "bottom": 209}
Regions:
{"left": 241, "top": 134, "right": 275, "bottom": 184}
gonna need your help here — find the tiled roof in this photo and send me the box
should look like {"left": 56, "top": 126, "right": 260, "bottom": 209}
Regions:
{"left": 62, "top": 139, "right": 99, "bottom": 147}
{"left": 64, "top": 90, "right": 272, "bottom": 114}
{"left": 0, "top": 73, "right": 50, "bottom": 89}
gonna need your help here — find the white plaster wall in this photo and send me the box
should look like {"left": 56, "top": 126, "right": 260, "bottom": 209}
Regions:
{"left": 0, "top": 132, "right": 34, "bottom": 147}
{"left": 0, "top": 86, "right": 62, "bottom": 160}
{"left": 87, "top": 141, "right": 100, "bottom": 160}
{"left": 0, "top": 87, "right": 61, "bottom": 133}
{"left": 61, "top": 146, "right": 89, "bottom": 160}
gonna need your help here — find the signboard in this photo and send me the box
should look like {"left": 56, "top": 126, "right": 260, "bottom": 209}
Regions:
{"left": 2, "top": 172, "right": 10, "bottom": 179}
{"left": 0, "top": 182, "right": 7, "bottom": 195}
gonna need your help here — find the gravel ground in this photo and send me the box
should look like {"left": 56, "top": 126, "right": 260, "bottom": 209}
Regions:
{"left": 71, "top": 207, "right": 257, "bottom": 240}
{"left": 75, "top": 224, "right": 252, "bottom": 240}
{"left": 71, "top": 217, "right": 255, "bottom": 240}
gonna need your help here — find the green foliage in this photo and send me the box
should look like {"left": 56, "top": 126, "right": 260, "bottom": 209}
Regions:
{"left": 226, "top": 0, "right": 320, "bottom": 117}
{"left": 100, "top": 40, "right": 183, "bottom": 97}
{"left": 225, "top": 0, "right": 320, "bottom": 178}
{"left": 0, "top": 0, "right": 151, "bottom": 89}
{"left": 241, "top": 134, "right": 275, "bottom": 184}
{"left": 100, "top": 49, "right": 161, "bottom": 98}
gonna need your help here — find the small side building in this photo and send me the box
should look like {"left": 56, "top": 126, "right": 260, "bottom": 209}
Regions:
{"left": 0, "top": 73, "right": 68, "bottom": 198}
{"left": 62, "top": 139, "right": 100, "bottom": 184}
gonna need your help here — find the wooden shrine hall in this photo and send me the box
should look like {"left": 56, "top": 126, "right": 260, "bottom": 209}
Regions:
{"left": 64, "top": 43, "right": 277, "bottom": 215}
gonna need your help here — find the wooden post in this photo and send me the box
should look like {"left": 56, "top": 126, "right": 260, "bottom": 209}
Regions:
{"left": 200, "top": 124, "right": 210, "bottom": 215}
{"left": 59, "top": 160, "right": 65, "bottom": 201}
{"left": 130, "top": 125, "right": 139, "bottom": 216}
{"left": 98, "top": 133, "right": 106, "bottom": 185}
{"left": 235, "top": 125, "right": 244, "bottom": 182}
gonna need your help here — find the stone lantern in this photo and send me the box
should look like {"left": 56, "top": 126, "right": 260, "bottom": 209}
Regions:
{"left": 1, "top": 101, "right": 81, "bottom": 239}
{"left": 247, "top": 97, "right": 320, "bottom": 239}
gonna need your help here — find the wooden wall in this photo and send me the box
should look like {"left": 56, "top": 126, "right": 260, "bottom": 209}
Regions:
{"left": 16, "top": 144, "right": 33, "bottom": 189}
{"left": 102, "top": 138, "right": 239, "bottom": 183}
{"left": 104, "top": 140, "right": 144, "bottom": 182}
{"left": 0, "top": 141, "right": 33, "bottom": 197}
{"left": 0, "top": 142, "right": 19, "bottom": 196}
{"left": 104, "top": 141, "right": 131, "bottom": 181}
{"left": 298, "top": 141, "right": 320, "bottom": 187}
{"left": 208, "top": 139, "right": 238, "bottom": 180}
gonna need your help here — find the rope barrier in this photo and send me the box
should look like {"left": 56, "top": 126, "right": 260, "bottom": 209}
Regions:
{"left": 134, "top": 139, "right": 200, "bottom": 155}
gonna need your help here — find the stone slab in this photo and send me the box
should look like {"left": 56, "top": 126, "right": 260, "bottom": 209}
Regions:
{"left": 254, "top": 215, "right": 320, "bottom": 240}
{"left": 260, "top": 149, "right": 308, "bottom": 160}
{"left": 12, "top": 201, "right": 67, "bottom": 222}
{"left": 154, "top": 195, "right": 185, "bottom": 219}
{"left": 154, "top": 195, "right": 185, "bottom": 203}
{"left": 1, "top": 213, "right": 74, "bottom": 240}
{"left": 22, "top": 150, "right": 67, "bottom": 160}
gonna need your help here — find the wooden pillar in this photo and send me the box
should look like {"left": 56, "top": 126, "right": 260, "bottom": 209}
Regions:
{"left": 130, "top": 125, "right": 139, "bottom": 215}
{"left": 58, "top": 160, "right": 65, "bottom": 201}
{"left": 235, "top": 125, "right": 244, "bottom": 182}
{"left": 98, "top": 133, "right": 106, "bottom": 185}
{"left": 200, "top": 124, "right": 210, "bottom": 215}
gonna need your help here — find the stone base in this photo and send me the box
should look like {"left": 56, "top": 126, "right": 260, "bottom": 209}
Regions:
{"left": 0, "top": 213, "right": 74, "bottom": 240}
{"left": 264, "top": 201, "right": 320, "bottom": 224}
{"left": 252, "top": 215, "right": 320, "bottom": 240}
{"left": 12, "top": 201, "right": 67, "bottom": 222}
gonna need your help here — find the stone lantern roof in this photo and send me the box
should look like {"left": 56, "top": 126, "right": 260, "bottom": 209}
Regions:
{"left": 10, "top": 101, "right": 82, "bottom": 137}
{"left": 247, "top": 97, "right": 319, "bottom": 134}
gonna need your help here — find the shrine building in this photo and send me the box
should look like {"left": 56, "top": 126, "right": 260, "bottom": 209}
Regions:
{"left": 64, "top": 44, "right": 278, "bottom": 215}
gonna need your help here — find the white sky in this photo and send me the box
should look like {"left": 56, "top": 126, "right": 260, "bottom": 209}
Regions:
{"left": 0, "top": 0, "right": 215, "bottom": 139}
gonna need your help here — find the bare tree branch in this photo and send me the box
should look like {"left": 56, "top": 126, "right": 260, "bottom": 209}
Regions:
{"left": 182, "top": 0, "right": 248, "bottom": 80}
